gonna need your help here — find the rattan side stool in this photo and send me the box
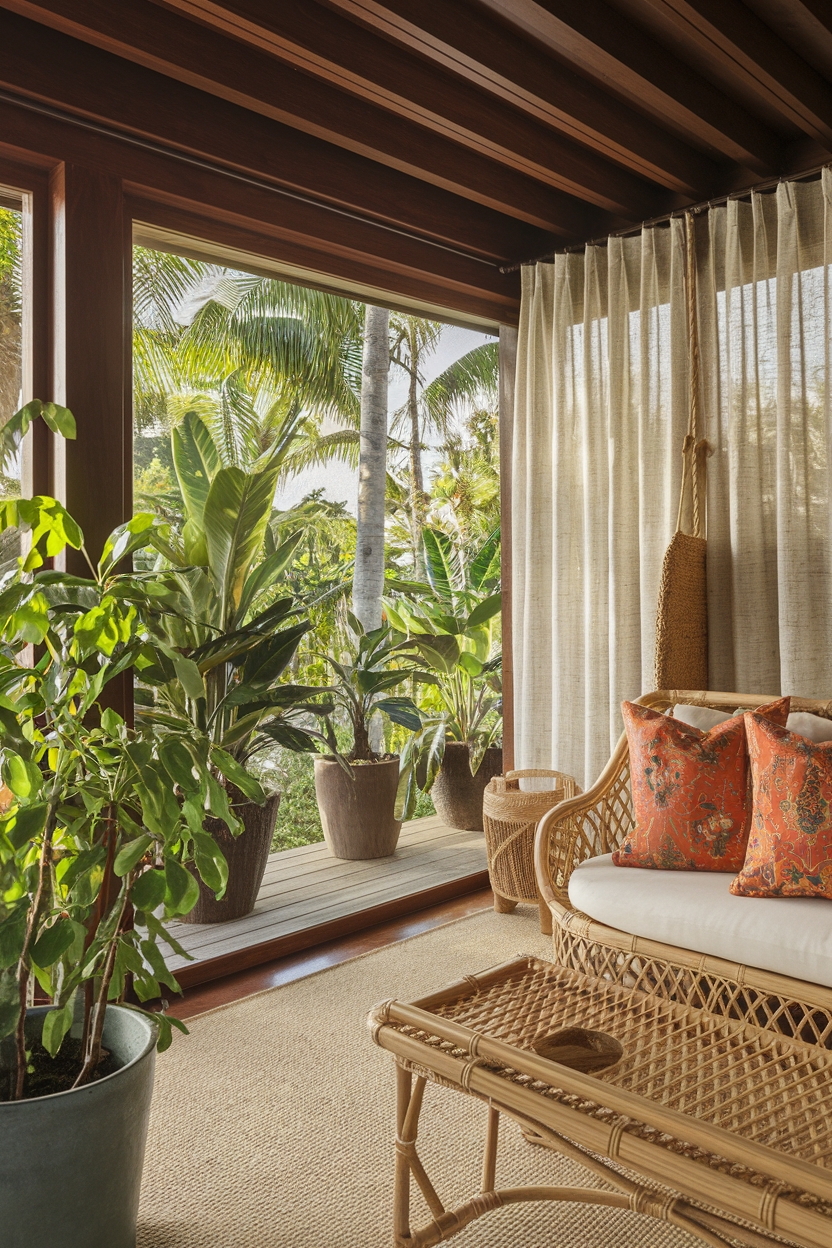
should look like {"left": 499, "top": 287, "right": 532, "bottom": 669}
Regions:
{"left": 483, "top": 769, "right": 578, "bottom": 934}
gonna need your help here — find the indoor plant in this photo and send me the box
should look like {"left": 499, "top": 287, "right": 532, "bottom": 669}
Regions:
{"left": 118, "top": 410, "right": 332, "bottom": 920}
{"left": 0, "top": 444, "right": 240, "bottom": 1246}
{"left": 386, "top": 527, "right": 503, "bottom": 830}
{"left": 313, "top": 615, "right": 424, "bottom": 859}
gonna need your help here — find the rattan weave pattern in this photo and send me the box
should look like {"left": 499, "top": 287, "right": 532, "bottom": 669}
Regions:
{"left": 428, "top": 961, "right": 832, "bottom": 1168}
{"left": 535, "top": 691, "right": 832, "bottom": 1052}
{"left": 372, "top": 955, "right": 832, "bottom": 1247}
{"left": 483, "top": 770, "right": 578, "bottom": 908}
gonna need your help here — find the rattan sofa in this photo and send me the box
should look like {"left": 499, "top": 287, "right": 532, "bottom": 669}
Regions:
{"left": 369, "top": 691, "right": 832, "bottom": 1248}
{"left": 535, "top": 689, "right": 832, "bottom": 1048}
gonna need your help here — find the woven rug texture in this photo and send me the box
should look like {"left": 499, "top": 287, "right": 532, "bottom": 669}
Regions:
{"left": 136, "top": 905, "right": 717, "bottom": 1247}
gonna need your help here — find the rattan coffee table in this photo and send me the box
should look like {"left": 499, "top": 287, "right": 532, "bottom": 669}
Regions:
{"left": 368, "top": 957, "right": 832, "bottom": 1248}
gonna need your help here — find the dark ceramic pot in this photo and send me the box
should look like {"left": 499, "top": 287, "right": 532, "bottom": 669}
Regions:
{"left": 314, "top": 756, "right": 401, "bottom": 859}
{"left": 181, "top": 790, "right": 281, "bottom": 924}
{"left": 0, "top": 1005, "right": 157, "bottom": 1248}
{"left": 430, "top": 743, "right": 503, "bottom": 831}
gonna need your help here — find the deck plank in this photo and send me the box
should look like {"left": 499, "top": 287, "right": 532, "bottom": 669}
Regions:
{"left": 163, "top": 817, "right": 488, "bottom": 973}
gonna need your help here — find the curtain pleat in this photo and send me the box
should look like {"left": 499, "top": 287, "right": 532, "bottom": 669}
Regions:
{"left": 513, "top": 170, "right": 832, "bottom": 788}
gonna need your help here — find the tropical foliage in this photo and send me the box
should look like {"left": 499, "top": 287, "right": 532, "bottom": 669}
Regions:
{"left": 129, "top": 248, "right": 502, "bottom": 844}
{"left": 0, "top": 414, "right": 268, "bottom": 1097}
{"left": 386, "top": 527, "right": 503, "bottom": 819}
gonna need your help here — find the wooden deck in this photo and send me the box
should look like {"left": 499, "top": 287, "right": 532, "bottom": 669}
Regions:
{"left": 164, "top": 816, "right": 489, "bottom": 988}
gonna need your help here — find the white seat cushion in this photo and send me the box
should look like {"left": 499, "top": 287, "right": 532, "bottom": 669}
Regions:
{"left": 568, "top": 854, "right": 832, "bottom": 989}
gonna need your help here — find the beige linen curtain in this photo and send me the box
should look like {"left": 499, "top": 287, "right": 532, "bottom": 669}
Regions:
{"left": 513, "top": 172, "right": 832, "bottom": 787}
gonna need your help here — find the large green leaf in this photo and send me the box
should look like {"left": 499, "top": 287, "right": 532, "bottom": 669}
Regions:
{"left": 210, "top": 747, "right": 266, "bottom": 804}
{"left": 375, "top": 697, "right": 421, "bottom": 730}
{"left": 0, "top": 401, "right": 75, "bottom": 472}
{"left": 203, "top": 461, "right": 283, "bottom": 620}
{"left": 469, "top": 527, "right": 501, "bottom": 591}
{"left": 465, "top": 592, "right": 502, "bottom": 631}
{"left": 422, "top": 528, "right": 456, "bottom": 602}
{"left": 237, "top": 533, "right": 303, "bottom": 623}
{"left": 172, "top": 411, "right": 220, "bottom": 526}
{"left": 406, "top": 634, "right": 460, "bottom": 674}
{"left": 241, "top": 623, "right": 308, "bottom": 686}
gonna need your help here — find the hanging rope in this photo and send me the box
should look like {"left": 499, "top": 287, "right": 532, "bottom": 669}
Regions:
{"left": 654, "top": 214, "right": 709, "bottom": 691}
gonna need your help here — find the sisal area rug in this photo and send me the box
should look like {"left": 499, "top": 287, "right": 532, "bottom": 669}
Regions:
{"left": 137, "top": 905, "right": 709, "bottom": 1248}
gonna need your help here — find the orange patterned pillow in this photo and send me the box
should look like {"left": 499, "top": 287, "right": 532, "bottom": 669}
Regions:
{"left": 731, "top": 714, "right": 832, "bottom": 898}
{"left": 613, "top": 698, "right": 790, "bottom": 871}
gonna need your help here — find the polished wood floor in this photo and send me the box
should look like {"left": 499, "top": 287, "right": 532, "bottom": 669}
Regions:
{"left": 168, "top": 888, "right": 495, "bottom": 1020}
{"left": 164, "top": 816, "right": 489, "bottom": 989}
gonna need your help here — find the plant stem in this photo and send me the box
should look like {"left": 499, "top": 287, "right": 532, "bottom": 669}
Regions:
{"left": 13, "top": 789, "right": 60, "bottom": 1100}
{"left": 79, "top": 803, "right": 117, "bottom": 1055}
{"left": 72, "top": 884, "right": 130, "bottom": 1090}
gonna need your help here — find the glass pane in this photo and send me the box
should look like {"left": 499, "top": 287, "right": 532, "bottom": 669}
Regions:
{"left": 131, "top": 243, "right": 500, "bottom": 856}
{"left": 0, "top": 194, "right": 25, "bottom": 574}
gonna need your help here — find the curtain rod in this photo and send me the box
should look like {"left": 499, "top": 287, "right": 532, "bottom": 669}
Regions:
{"left": 499, "top": 161, "right": 831, "bottom": 273}
{"left": 0, "top": 87, "right": 497, "bottom": 272}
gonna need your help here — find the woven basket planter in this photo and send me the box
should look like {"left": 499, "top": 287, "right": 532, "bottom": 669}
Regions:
{"left": 483, "top": 768, "right": 578, "bottom": 933}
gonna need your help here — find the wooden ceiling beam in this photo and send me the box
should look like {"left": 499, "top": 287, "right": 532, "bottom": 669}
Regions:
{"left": 335, "top": 0, "right": 781, "bottom": 173}
{"left": 634, "top": 0, "right": 832, "bottom": 145}
{"left": 0, "top": 2, "right": 643, "bottom": 229}
{"left": 0, "top": 9, "right": 568, "bottom": 260}
{"left": 0, "top": 101, "right": 522, "bottom": 325}
{"left": 151, "top": 0, "right": 716, "bottom": 197}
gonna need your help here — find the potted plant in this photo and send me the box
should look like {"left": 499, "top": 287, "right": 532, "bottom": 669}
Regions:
{"left": 313, "top": 615, "right": 424, "bottom": 859}
{"left": 116, "top": 410, "right": 332, "bottom": 921}
{"left": 386, "top": 526, "right": 503, "bottom": 831}
{"left": 0, "top": 431, "right": 239, "bottom": 1246}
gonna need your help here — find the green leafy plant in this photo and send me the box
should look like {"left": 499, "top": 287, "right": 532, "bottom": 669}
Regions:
{"left": 111, "top": 411, "right": 332, "bottom": 773}
{"left": 385, "top": 527, "right": 502, "bottom": 819}
{"left": 0, "top": 463, "right": 251, "bottom": 1101}
{"left": 316, "top": 615, "right": 425, "bottom": 763}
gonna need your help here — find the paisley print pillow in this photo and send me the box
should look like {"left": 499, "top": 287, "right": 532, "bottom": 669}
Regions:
{"left": 613, "top": 697, "right": 790, "bottom": 872}
{"left": 731, "top": 714, "right": 832, "bottom": 898}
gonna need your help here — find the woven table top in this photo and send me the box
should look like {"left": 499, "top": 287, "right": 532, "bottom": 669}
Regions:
{"left": 430, "top": 960, "right": 832, "bottom": 1168}
{"left": 375, "top": 956, "right": 832, "bottom": 1224}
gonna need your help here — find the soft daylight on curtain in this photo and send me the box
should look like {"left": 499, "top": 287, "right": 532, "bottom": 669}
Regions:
{"left": 513, "top": 170, "right": 832, "bottom": 787}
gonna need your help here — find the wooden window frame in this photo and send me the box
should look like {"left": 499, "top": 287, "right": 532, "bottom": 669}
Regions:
{"left": 0, "top": 135, "right": 516, "bottom": 759}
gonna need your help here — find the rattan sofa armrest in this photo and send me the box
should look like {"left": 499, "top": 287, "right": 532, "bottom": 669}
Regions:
{"left": 534, "top": 731, "right": 631, "bottom": 911}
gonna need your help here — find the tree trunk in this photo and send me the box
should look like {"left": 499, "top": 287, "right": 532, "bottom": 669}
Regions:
{"left": 408, "top": 358, "right": 425, "bottom": 573}
{"left": 352, "top": 305, "right": 389, "bottom": 632}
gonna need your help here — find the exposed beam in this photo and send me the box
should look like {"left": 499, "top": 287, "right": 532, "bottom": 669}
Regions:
{"left": 0, "top": 99, "right": 524, "bottom": 325}
{"left": 332, "top": 0, "right": 781, "bottom": 174}
{"left": 0, "top": 0, "right": 668, "bottom": 219}
{"left": 149, "top": 0, "right": 711, "bottom": 198}
{"left": 0, "top": 9, "right": 567, "bottom": 259}
{"left": 634, "top": 0, "right": 832, "bottom": 145}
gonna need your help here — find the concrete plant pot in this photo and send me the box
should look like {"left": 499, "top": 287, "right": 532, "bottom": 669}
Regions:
{"left": 182, "top": 790, "right": 281, "bottom": 924}
{"left": 314, "top": 755, "right": 402, "bottom": 859}
{"left": 0, "top": 1003, "right": 158, "bottom": 1248}
{"left": 430, "top": 742, "right": 503, "bottom": 831}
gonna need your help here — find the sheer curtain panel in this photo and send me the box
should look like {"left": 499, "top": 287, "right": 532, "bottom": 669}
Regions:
{"left": 513, "top": 172, "right": 832, "bottom": 787}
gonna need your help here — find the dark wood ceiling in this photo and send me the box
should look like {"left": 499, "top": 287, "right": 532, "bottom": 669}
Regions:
{"left": 2, "top": 0, "right": 832, "bottom": 324}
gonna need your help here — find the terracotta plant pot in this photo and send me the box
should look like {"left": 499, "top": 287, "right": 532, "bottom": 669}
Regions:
{"left": 181, "top": 790, "right": 281, "bottom": 924}
{"left": 314, "top": 755, "right": 401, "bottom": 859}
{"left": 430, "top": 742, "right": 503, "bottom": 831}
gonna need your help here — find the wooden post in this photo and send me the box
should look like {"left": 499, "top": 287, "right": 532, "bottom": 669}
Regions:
{"left": 50, "top": 162, "right": 131, "bottom": 569}
{"left": 49, "top": 162, "right": 132, "bottom": 715}
{"left": 499, "top": 325, "right": 517, "bottom": 772}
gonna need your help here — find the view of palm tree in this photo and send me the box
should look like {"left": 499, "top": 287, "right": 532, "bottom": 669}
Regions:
{"left": 132, "top": 246, "right": 501, "bottom": 849}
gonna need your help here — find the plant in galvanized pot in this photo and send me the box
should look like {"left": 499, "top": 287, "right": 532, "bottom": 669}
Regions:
{"left": 0, "top": 465, "right": 242, "bottom": 1247}
{"left": 312, "top": 614, "right": 425, "bottom": 860}
{"left": 386, "top": 527, "right": 502, "bottom": 831}
{"left": 114, "top": 410, "right": 333, "bottom": 921}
